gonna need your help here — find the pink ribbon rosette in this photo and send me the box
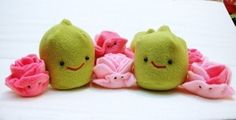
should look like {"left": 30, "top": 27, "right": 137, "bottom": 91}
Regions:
{"left": 93, "top": 53, "right": 136, "bottom": 88}
{"left": 5, "top": 54, "right": 49, "bottom": 97}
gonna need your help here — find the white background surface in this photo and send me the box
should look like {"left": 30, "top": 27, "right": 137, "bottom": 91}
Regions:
{"left": 1, "top": 0, "right": 236, "bottom": 119}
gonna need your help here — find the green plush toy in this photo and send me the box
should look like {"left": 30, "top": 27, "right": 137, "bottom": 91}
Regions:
{"left": 132, "top": 25, "right": 188, "bottom": 90}
{"left": 39, "top": 19, "right": 94, "bottom": 89}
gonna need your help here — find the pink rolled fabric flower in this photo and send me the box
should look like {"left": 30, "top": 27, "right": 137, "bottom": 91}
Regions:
{"left": 182, "top": 59, "right": 234, "bottom": 99}
{"left": 188, "top": 48, "right": 205, "bottom": 69}
{"left": 93, "top": 53, "right": 136, "bottom": 88}
{"left": 5, "top": 54, "right": 49, "bottom": 97}
{"left": 95, "top": 31, "right": 134, "bottom": 59}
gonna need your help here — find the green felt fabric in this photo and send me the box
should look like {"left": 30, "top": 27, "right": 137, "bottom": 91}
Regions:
{"left": 132, "top": 25, "right": 188, "bottom": 90}
{"left": 39, "top": 19, "right": 94, "bottom": 89}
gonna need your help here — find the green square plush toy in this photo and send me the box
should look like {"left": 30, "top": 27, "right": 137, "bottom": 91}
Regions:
{"left": 132, "top": 26, "right": 188, "bottom": 90}
{"left": 39, "top": 19, "right": 94, "bottom": 89}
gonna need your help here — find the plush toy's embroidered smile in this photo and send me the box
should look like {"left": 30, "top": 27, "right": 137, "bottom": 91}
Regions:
{"left": 151, "top": 61, "right": 166, "bottom": 69}
{"left": 66, "top": 63, "right": 85, "bottom": 71}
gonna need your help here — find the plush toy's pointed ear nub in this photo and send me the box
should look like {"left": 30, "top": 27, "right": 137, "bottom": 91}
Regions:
{"left": 146, "top": 28, "right": 155, "bottom": 34}
{"left": 61, "top": 19, "right": 72, "bottom": 25}
{"left": 157, "top": 25, "right": 171, "bottom": 32}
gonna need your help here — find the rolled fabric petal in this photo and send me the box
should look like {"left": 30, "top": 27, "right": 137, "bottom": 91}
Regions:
{"left": 188, "top": 48, "right": 205, "bottom": 70}
{"left": 117, "top": 57, "right": 133, "bottom": 74}
{"left": 96, "top": 56, "right": 117, "bottom": 72}
{"left": 191, "top": 63, "right": 210, "bottom": 80}
{"left": 188, "top": 71, "right": 205, "bottom": 81}
{"left": 95, "top": 31, "right": 120, "bottom": 47}
{"left": 94, "top": 64, "right": 114, "bottom": 78}
{"left": 95, "top": 45, "right": 105, "bottom": 58}
{"left": 206, "top": 65, "right": 230, "bottom": 84}
{"left": 124, "top": 48, "right": 134, "bottom": 59}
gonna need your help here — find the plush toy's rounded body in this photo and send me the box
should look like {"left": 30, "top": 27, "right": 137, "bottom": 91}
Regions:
{"left": 39, "top": 19, "right": 94, "bottom": 89}
{"left": 132, "top": 26, "right": 188, "bottom": 90}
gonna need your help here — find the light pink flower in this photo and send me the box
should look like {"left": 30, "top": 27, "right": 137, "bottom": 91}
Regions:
{"left": 93, "top": 53, "right": 136, "bottom": 88}
{"left": 95, "top": 31, "right": 134, "bottom": 59}
{"left": 182, "top": 59, "right": 234, "bottom": 99}
{"left": 5, "top": 54, "right": 49, "bottom": 97}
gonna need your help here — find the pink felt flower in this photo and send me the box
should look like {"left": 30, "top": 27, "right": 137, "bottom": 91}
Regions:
{"left": 93, "top": 53, "right": 136, "bottom": 88}
{"left": 188, "top": 48, "right": 205, "bottom": 69}
{"left": 182, "top": 59, "right": 234, "bottom": 99}
{"left": 5, "top": 54, "right": 49, "bottom": 97}
{"left": 95, "top": 31, "right": 134, "bottom": 59}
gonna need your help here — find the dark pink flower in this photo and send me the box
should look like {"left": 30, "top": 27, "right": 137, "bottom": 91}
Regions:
{"left": 95, "top": 31, "right": 134, "bottom": 59}
{"left": 5, "top": 54, "right": 49, "bottom": 97}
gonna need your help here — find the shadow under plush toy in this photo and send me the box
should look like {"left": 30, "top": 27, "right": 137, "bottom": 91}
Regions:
{"left": 39, "top": 19, "right": 94, "bottom": 89}
{"left": 131, "top": 26, "right": 188, "bottom": 90}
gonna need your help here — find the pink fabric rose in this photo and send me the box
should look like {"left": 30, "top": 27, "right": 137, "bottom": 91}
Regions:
{"left": 188, "top": 48, "right": 205, "bottom": 69}
{"left": 95, "top": 31, "right": 134, "bottom": 59}
{"left": 182, "top": 59, "right": 234, "bottom": 99}
{"left": 93, "top": 53, "right": 136, "bottom": 88}
{"left": 5, "top": 54, "right": 49, "bottom": 97}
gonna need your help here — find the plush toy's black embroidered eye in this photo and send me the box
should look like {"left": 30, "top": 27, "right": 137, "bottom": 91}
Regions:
{"left": 59, "top": 61, "right": 65, "bottom": 66}
{"left": 168, "top": 59, "right": 173, "bottom": 65}
{"left": 144, "top": 57, "right": 148, "bottom": 62}
{"left": 85, "top": 56, "right": 90, "bottom": 61}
